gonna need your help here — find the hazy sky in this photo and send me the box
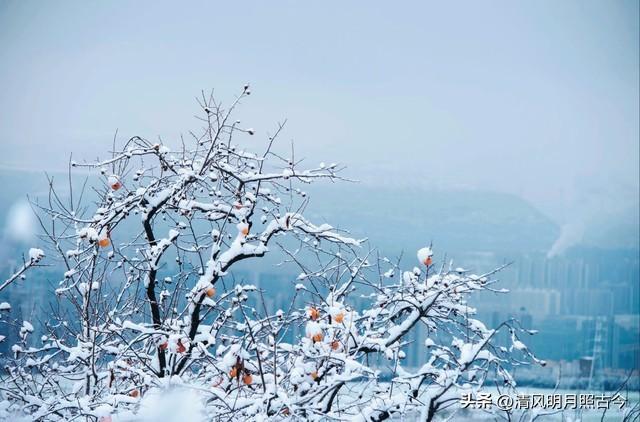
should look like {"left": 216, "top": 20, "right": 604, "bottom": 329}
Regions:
{"left": 0, "top": 0, "right": 638, "bottom": 227}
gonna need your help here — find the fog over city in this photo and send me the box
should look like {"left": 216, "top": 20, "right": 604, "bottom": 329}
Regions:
{"left": 1, "top": 1, "right": 638, "bottom": 255}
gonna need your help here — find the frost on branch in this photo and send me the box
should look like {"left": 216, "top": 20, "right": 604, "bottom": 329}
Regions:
{"left": 0, "top": 89, "right": 541, "bottom": 421}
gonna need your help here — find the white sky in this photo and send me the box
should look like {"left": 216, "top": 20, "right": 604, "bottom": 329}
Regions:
{"left": 0, "top": 0, "right": 638, "bottom": 226}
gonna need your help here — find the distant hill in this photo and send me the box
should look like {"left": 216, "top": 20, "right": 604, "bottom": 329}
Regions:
{"left": 304, "top": 183, "right": 560, "bottom": 257}
{"left": 4, "top": 168, "right": 637, "bottom": 270}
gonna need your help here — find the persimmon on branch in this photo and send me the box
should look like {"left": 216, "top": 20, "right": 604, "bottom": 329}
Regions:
{"left": 0, "top": 88, "right": 541, "bottom": 421}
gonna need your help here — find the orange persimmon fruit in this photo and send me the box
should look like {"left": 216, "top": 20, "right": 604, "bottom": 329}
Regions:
{"left": 242, "top": 373, "right": 252, "bottom": 385}
{"left": 308, "top": 307, "right": 319, "bottom": 321}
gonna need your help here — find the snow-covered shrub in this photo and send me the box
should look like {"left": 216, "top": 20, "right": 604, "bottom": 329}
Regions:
{"left": 0, "top": 88, "right": 541, "bottom": 421}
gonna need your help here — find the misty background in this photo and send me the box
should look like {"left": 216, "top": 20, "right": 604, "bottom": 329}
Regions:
{"left": 0, "top": 0, "right": 638, "bottom": 384}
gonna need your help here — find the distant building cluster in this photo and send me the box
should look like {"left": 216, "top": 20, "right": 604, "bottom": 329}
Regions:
{"left": 466, "top": 249, "right": 639, "bottom": 382}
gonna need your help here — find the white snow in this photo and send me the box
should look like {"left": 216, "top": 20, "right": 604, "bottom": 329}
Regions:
{"left": 78, "top": 227, "right": 99, "bottom": 242}
{"left": 28, "top": 248, "right": 45, "bottom": 262}
{"left": 417, "top": 247, "right": 433, "bottom": 264}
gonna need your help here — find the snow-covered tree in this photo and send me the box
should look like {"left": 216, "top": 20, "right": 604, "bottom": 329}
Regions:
{"left": 0, "top": 88, "right": 542, "bottom": 421}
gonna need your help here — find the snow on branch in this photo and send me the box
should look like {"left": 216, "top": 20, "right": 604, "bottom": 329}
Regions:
{"left": 0, "top": 248, "right": 45, "bottom": 293}
{"left": 0, "top": 88, "right": 541, "bottom": 421}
